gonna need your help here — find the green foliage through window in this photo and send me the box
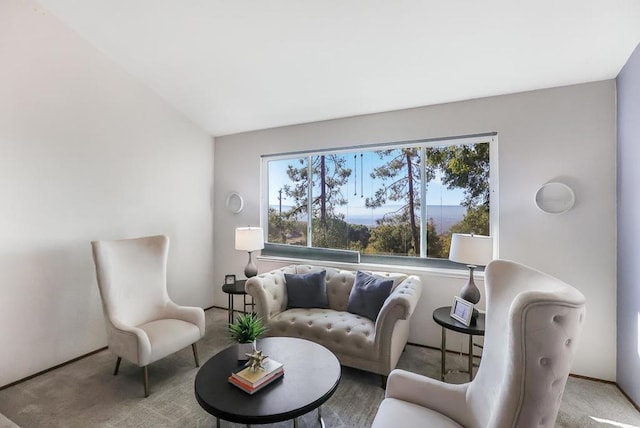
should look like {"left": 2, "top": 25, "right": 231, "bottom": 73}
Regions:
{"left": 265, "top": 136, "right": 492, "bottom": 261}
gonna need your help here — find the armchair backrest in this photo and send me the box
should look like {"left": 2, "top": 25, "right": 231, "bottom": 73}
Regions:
{"left": 467, "top": 260, "right": 586, "bottom": 428}
{"left": 91, "top": 235, "right": 171, "bottom": 328}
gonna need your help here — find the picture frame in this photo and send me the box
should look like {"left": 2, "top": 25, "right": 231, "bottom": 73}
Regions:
{"left": 224, "top": 274, "right": 236, "bottom": 286}
{"left": 450, "top": 296, "right": 474, "bottom": 326}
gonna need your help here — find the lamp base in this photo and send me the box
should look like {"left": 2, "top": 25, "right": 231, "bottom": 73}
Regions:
{"left": 459, "top": 265, "right": 481, "bottom": 304}
{"left": 244, "top": 251, "right": 258, "bottom": 278}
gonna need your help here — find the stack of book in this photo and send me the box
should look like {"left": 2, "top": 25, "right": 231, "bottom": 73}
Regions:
{"left": 228, "top": 358, "right": 284, "bottom": 394}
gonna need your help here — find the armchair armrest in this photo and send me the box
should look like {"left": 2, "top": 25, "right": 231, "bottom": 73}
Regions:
{"left": 386, "top": 369, "right": 469, "bottom": 426}
{"left": 164, "top": 302, "right": 206, "bottom": 337}
{"left": 105, "top": 317, "right": 152, "bottom": 366}
{"left": 375, "top": 275, "right": 422, "bottom": 337}
{"left": 245, "top": 270, "right": 288, "bottom": 323}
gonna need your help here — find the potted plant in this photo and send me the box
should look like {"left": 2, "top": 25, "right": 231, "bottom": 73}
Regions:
{"left": 228, "top": 313, "right": 268, "bottom": 360}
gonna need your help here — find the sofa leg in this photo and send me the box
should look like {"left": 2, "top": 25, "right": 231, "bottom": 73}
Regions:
{"left": 381, "top": 375, "right": 387, "bottom": 389}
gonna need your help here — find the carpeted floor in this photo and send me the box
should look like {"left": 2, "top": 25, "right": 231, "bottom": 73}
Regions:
{"left": 0, "top": 308, "right": 639, "bottom": 427}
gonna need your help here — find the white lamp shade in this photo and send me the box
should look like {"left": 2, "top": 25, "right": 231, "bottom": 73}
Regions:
{"left": 449, "top": 233, "right": 493, "bottom": 266}
{"left": 235, "top": 227, "right": 264, "bottom": 252}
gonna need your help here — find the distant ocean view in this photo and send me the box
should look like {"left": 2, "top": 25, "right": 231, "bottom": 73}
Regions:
{"left": 343, "top": 205, "right": 466, "bottom": 234}
{"left": 270, "top": 205, "right": 466, "bottom": 234}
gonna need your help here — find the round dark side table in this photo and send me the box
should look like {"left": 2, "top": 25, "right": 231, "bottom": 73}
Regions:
{"left": 195, "top": 337, "right": 341, "bottom": 427}
{"left": 222, "top": 279, "right": 253, "bottom": 323}
{"left": 432, "top": 306, "right": 485, "bottom": 382}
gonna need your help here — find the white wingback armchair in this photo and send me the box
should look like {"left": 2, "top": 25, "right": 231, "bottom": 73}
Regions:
{"left": 372, "top": 259, "right": 586, "bottom": 428}
{"left": 91, "top": 235, "right": 205, "bottom": 397}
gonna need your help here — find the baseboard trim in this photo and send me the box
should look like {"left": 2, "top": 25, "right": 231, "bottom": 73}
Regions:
{"left": 569, "top": 374, "right": 640, "bottom": 413}
{"left": 0, "top": 306, "right": 223, "bottom": 391}
{"left": 0, "top": 346, "right": 107, "bottom": 391}
{"left": 613, "top": 383, "right": 640, "bottom": 413}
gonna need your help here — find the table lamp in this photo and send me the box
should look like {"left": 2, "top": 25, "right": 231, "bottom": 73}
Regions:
{"left": 235, "top": 226, "right": 264, "bottom": 278}
{"left": 449, "top": 233, "right": 493, "bottom": 314}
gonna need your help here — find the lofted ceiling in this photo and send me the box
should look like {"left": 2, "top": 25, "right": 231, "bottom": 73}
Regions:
{"left": 37, "top": 1, "right": 640, "bottom": 137}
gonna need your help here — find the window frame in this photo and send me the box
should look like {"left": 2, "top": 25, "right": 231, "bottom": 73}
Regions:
{"left": 260, "top": 133, "right": 498, "bottom": 270}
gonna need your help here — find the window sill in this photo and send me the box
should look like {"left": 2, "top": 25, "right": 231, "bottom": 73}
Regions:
{"left": 256, "top": 254, "right": 485, "bottom": 280}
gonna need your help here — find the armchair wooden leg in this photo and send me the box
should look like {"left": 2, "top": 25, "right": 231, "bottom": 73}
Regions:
{"left": 143, "top": 366, "right": 149, "bottom": 397}
{"left": 192, "top": 343, "right": 200, "bottom": 367}
{"left": 114, "top": 357, "right": 122, "bottom": 376}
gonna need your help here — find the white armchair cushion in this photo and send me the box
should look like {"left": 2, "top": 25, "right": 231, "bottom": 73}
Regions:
{"left": 138, "top": 319, "right": 202, "bottom": 365}
{"left": 373, "top": 398, "right": 463, "bottom": 428}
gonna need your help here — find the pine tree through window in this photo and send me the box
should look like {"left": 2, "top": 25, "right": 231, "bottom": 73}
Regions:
{"left": 263, "top": 134, "right": 494, "bottom": 266}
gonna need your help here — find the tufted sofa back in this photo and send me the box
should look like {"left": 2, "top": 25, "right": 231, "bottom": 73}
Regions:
{"left": 248, "top": 265, "right": 409, "bottom": 318}
{"left": 465, "top": 260, "right": 586, "bottom": 428}
{"left": 291, "top": 265, "right": 408, "bottom": 311}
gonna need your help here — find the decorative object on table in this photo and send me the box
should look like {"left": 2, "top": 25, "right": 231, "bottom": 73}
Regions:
{"left": 449, "top": 233, "right": 493, "bottom": 318}
{"left": 450, "top": 296, "right": 474, "bottom": 326}
{"left": 224, "top": 274, "right": 236, "bottom": 286}
{"left": 227, "top": 313, "right": 268, "bottom": 360}
{"left": 235, "top": 226, "right": 264, "bottom": 278}
{"left": 229, "top": 357, "right": 284, "bottom": 395}
{"left": 245, "top": 349, "right": 268, "bottom": 371}
{"left": 534, "top": 181, "right": 575, "bottom": 214}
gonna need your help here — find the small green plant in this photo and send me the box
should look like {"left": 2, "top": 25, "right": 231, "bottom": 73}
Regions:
{"left": 228, "top": 313, "right": 267, "bottom": 344}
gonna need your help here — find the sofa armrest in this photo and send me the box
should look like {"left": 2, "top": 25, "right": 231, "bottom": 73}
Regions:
{"left": 375, "top": 275, "right": 422, "bottom": 337}
{"left": 245, "top": 270, "right": 288, "bottom": 323}
{"left": 386, "top": 369, "right": 469, "bottom": 425}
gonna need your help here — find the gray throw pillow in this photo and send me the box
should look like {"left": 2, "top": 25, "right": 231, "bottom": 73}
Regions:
{"left": 284, "top": 270, "right": 329, "bottom": 309}
{"left": 347, "top": 271, "right": 394, "bottom": 321}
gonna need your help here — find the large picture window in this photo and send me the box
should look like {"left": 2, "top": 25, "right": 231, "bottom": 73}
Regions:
{"left": 262, "top": 134, "right": 495, "bottom": 267}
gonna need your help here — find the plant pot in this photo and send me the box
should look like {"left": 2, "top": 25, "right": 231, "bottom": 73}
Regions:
{"left": 237, "top": 340, "right": 256, "bottom": 360}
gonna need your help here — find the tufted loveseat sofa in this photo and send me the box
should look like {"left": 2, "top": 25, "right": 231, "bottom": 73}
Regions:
{"left": 245, "top": 265, "right": 422, "bottom": 379}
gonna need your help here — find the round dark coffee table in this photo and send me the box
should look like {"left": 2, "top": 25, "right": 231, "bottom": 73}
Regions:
{"left": 195, "top": 337, "right": 341, "bottom": 427}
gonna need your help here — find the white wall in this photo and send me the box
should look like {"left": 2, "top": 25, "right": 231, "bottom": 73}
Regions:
{"left": 0, "top": 0, "right": 215, "bottom": 387}
{"left": 214, "top": 81, "right": 617, "bottom": 380}
{"left": 617, "top": 41, "right": 640, "bottom": 402}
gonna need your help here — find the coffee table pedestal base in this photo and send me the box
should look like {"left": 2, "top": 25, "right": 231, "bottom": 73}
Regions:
{"left": 215, "top": 406, "right": 325, "bottom": 427}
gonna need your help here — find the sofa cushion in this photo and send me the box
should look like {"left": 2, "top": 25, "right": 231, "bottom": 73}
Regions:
{"left": 284, "top": 270, "right": 329, "bottom": 309}
{"left": 269, "top": 308, "right": 375, "bottom": 359}
{"left": 347, "top": 271, "right": 393, "bottom": 321}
